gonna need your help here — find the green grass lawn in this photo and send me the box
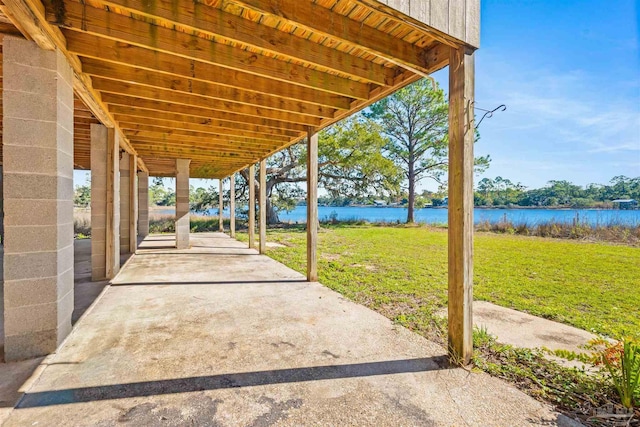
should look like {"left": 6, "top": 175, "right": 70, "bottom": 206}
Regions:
{"left": 240, "top": 225, "right": 639, "bottom": 340}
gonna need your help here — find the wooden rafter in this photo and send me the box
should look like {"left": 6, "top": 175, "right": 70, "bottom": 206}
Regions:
{"left": 91, "top": 78, "right": 335, "bottom": 122}
{"left": 58, "top": 0, "right": 396, "bottom": 85}
{"left": 82, "top": 60, "right": 343, "bottom": 117}
{"left": 226, "top": 0, "right": 435, "bottom": 75}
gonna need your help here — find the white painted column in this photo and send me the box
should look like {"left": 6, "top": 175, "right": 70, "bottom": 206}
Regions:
{"left": 2, "top": 37, "right": 75, "bottom": 361}
{"left": 90, "top": 124, "right": 120, "bottom": 281}
{"left": 230, "top": 174, "right": 236, "bottom": 238}
{"left": 259, "top": 159, "right": 267, "bottom": 254}
{"left": 175, "top": 159, "right": 191, "bottom": 249}
{"left": 307, "top": 130, "right": 318, "bottom": 281}
{"left": 218, "top": 179, "right": 224, "bottom": 232}
{"left": 447, "top": 48, "right": 475, "bottom": 365}
{"left": 248, "top": 164, "right": 255, "bottom": 249}
{"left": 137, "top": 171, "right": 149, "bottom": 238}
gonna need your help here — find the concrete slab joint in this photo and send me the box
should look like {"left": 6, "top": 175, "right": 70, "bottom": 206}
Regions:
{"left": 2, "top": 37, "right": 75, "bottom": 361}
{"left": 175, "top": 159, "right": 191, "bottom": 249}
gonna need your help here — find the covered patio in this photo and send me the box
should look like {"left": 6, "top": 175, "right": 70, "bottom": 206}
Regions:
{"left": 2, "top": 233, "right": 562, "bottom": 425}
{"left": 1, "top": 0, "right": 477, "bottom": 364}
{"left": 0, "top": 0, "right": 523, "bottom": 422}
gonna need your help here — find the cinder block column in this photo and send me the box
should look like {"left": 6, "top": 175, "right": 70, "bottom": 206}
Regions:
{"left": 90, "top": 124, "right": 120, "bottom": 281}
{"left": 2, "top": 37, "right": 75, "bottom": 361}
{"left": 138, "top": 171, "right": 149, "bottom": 239}
{"left": 119, "top": 152, "right": 131, "bottom": 254}
{"left": 175, "top": 159, "right": 191, "bottom": 249}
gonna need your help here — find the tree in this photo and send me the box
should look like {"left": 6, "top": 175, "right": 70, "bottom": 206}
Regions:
{"left": 237, "top": 115, "right": 402, "bottom": 224}
{"left": 149, "top": 178, "right": 175, "bottom": 206}
{"left": 189, "top": 185, "right": 219, "bottom": 214}
{"left": 368, "top": 78, "right": 490, "bottom": 222}
{"left": 74, "top": 180, "right": 91, "bottom": 207}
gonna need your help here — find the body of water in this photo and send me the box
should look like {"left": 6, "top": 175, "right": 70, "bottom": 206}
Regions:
{"left": 271, "top": 206, "right": 640, "bottom": 226}
{"left": 157, "top": 206, "right": 640, "bottom": 226}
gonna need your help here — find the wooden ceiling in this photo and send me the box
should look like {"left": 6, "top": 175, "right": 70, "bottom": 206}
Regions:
{"left": 0, "top": 0, "right": 457, "bottom": 178}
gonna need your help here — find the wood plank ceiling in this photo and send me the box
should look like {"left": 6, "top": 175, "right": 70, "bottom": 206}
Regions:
{"left": 1, "top": 0, "right": 456, "bottom": 178}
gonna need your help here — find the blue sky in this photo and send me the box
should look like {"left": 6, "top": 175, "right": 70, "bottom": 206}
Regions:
{"left": 449, "top": 0, "right": 640, "bottom": 190}
{"left": 75, "top": 0, "right": 640, "bottom": 192}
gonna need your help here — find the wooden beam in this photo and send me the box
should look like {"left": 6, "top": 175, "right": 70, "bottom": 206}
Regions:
{"left": 259, "top": 159, "right": 267, "bottom": 254}
{"left": 230, "top": 174, "right": 236, "bottom": 238}
{"left": 88, "top": 0, "right": 395, "bottom": 86}
{"left": 109, "top": 106, "right": 301, "bottom": 138}
{"left": 123, "top": 128, "right": 285, "bottom": 148}
{"left": 219, "top": 179, "right": 224, "bottom": 232}
{"left": 307, "top": 130, "right": 318, "bottom": 282}
{"left": 131, "top": 144, "right": 265, "bottom": 160}
{"left": 230, "top": 0, "right": 435, "bottom": 74}
{"left": 248, "top": 164, "right": 256, "bottom": 249}
{"left": 0, "top": 0, "right": 140, "bottom": 156}
{"left": 102, "top": 94, "right": 311, "bottom": 133}
{"left": 94, "top": 79, "right": 326, "bottom": 125}
{"left": 116, "top": 119, "right": 292, "bottom": 143}
{"left": 447, "top": 48, "right": 474, "bottom": 365}
{"left": 58, "top": 13, "right": 372, "bottom": 100}
{"left": 82, "top": 61, "right": 342, "bottom": 118}
{"left": 67, "top": 33, "right": 357, "bottom": 108}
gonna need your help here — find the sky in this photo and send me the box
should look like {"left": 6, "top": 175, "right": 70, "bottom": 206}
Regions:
{"left": 450, "top": 0, "right": 640, "bottom": 190}
{"left": 74, "top": 0, "right": 640, "bottom": 192}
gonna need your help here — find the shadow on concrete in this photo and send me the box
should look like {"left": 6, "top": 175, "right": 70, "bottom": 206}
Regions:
{"left": 111, "top": 279, "right": 307, "bottom": 286}
{"left": 17, "top": 357, "right": 450, "bottom": 408}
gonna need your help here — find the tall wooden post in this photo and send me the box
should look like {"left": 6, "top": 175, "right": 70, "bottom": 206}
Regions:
{"left": 219, "top": 178, "right": 224, "bottom": 232}
{"left": 448, "top": 47, "right": 475, "bottom": 365}
{"left": 230, "top": 174, "right": 236, "bottom": 238}
{"left": 129, "top": 154, "right": 138, "bottom": 253}
{"left": 259, "top": 159, "right": 267, "bottom": 254}
{"left": 248, "top": 164, "right": 255, "bottom": 249}
{"left": 307, "top": 129, "right": 318, "bottom": 281}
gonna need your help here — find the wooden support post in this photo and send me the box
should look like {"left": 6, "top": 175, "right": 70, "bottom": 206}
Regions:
{"left": 230, "top": 174, "right": 236, "bottom": 238}
{"left": 259, "top": 159, "right": 267, "bottom": 254}
{"left": 106, "top": 127, "right": 120, "bottom": 278}
{"left": 307, "top": 129, "right": 318, "bottom": 282}
{"left": 248, "top": 164, "right": 255, "bottom": 249}
{"left": 447, "top": 47, "right": 475, "bottom": 365}
{"left": 129, "top": 154, "right": 138, "bottom": 253}
{"left": 219, "top": 178, "right": 224, "bottom": 232}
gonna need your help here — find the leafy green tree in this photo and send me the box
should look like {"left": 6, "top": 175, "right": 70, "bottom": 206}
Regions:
{"left": 237, "top": 115, "right": 402, "bottom": 224}
{"left": 149, "top": 178, "right": 175, "bottom": 206}
{"left": 189, "top": 185, "right": 219, "bottom": 214}
{"left": 368, "top": 78, "right": 490, "bottom": 222}
{"left": 74, "top": 180, "right": 91, "bottom": 208}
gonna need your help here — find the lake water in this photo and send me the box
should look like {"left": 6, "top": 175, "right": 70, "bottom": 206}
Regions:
{"left": 191, "top": 206, "right": 640, "bottom": 226}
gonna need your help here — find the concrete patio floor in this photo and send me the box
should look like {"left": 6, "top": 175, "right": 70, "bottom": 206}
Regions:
{"left": 2, "top": 233, "right": 574, "bottom": 426}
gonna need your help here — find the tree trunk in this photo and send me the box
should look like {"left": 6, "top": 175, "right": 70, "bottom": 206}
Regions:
{"left": 266, "top": 197, "right": 280, "bottom": 225}
{"left": 407, "top": 160, "right": 415, "bottom": 223}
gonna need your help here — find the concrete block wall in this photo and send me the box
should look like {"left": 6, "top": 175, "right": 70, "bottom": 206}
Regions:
{"left": 2, "top": 37, "right": 75, "bottom": 361}
{"left": 175, "top": 159, "right": 191, "bottom": 249}
{"left": 138, "top": 171, "right": 149, "bottom": 238}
